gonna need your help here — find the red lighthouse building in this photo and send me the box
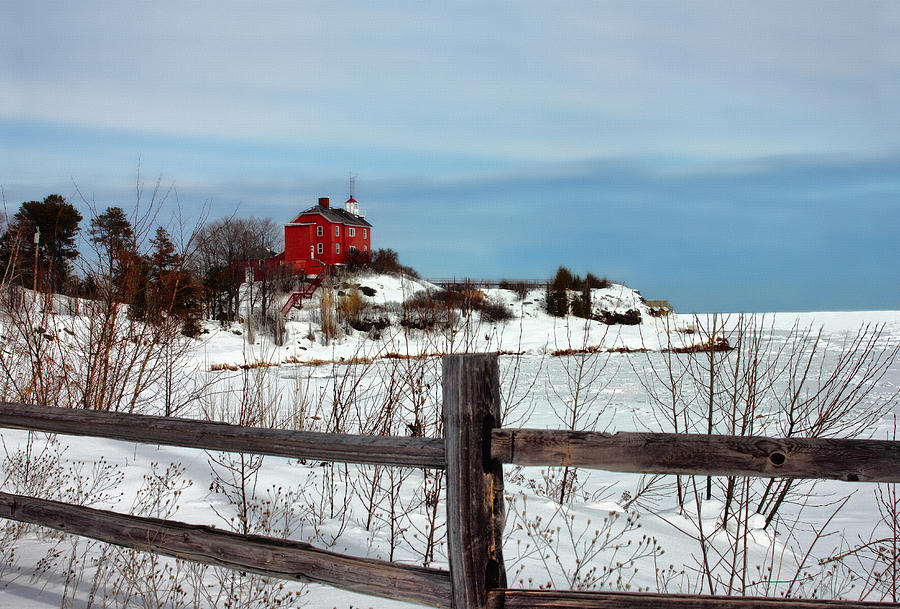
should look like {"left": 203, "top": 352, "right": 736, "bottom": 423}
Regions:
{"left": 279, "top": 196, "right": 372, "bottom": 275}
{"left": 273, "top": 195, "right": 373, "bottom": 314}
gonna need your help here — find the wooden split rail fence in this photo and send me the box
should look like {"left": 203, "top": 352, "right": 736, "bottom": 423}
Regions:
{"left": 0, "top": 353, "right": 898, "bottom": 608}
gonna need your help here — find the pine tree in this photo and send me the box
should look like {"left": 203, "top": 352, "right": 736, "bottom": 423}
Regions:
{"left": 545, "top": 266, "right": 573, "bottom": 317}
{"left": 132, "top": 227, "right": 200, "bottom": 333}
{"left": 576, "top": 283, "right": 592, "bottom": 319}
{"left": 0, "top": 194, "right": 82, "bottom": 291}
{"left": 89, "top": 206, "right": 137, "bottom": 301}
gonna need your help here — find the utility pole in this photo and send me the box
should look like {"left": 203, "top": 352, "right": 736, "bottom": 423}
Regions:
{"left": 33, "top": 227, "right": 40, "bottom": 301}
{"left": 245, "top": 265, "right": 255, "bottom": 344}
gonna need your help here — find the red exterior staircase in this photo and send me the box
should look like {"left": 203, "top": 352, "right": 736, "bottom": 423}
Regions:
{"left": 280, "top": 262, "right": 331, "bottom": 316}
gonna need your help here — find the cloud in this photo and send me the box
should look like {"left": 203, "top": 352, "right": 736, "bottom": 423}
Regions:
{"left": 3, "top": 2, "right": 899, "bottom": 160}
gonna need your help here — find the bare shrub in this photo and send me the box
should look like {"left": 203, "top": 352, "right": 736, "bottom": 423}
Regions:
{"left": 546, "top": 319, "right": 616, "bottom": 504}
{"left": 401, "top": 290, "right": 457, "bottom": 331}
{"left": 337, "top": 285, "right": 363, "bottom": 320}
{"left": 815, "top": 418, "right": 900, "bottom": 602}
{"left": 0, "top": 181, "right": 207, "bottom": 416}
{"left": 499, "top": 279, "right": 530, "bottom": 300}
{"left": 0, "top": 434, "right": 128, "bottom": 606}
{"left": 94, "top": 461, "right": 194, "bottom": 609}
{"left": 479, "top": 296, "right": 515, "bottom": 323}
{"left": 370, "top": 248, "right": 419, "bottom": 277}
{"left": 632, "top": 314, "right": 900, "bottom": 597}
{"left": 598, "top": 308, "right": 642, "bottom": 326}
{"left": 202, "top": 366, "right": 310, "bottom": 607}
{"left": 318, "top": 283, "right": 339, "bottom": 343}
{"left": 505, "top": 491, "right": 662, "bottom": 592}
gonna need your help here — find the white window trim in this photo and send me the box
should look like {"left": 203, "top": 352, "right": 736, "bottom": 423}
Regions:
{"left": 335, "top": 226, "right": 340, "bottom": 237}
{"left": 317, "top": 243, "right": 323, "bottom": 255}
{"left": 348, "top": 227, "right": 355, "bottom": 237}
{"left": 316, "top": 225, "right": 323, "bottom": 237}
{"left": 363, "top": 228, "right": 367, "bottom": 238}
{"left": 335, "top": 243, "right": 341, "bottom": 254}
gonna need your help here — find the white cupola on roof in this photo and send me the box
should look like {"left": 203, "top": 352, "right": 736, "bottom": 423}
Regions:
{"left": 345, "top": 195, "right": 359, "bottom": 216}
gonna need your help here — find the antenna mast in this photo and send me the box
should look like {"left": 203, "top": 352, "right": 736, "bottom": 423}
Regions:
{"left": 346, "top": 172, "right": 359, "bottom": 215}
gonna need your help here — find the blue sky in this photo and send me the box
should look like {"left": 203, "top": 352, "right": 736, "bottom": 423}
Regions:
{"left": 2, "top": 1, "right": 899, "bottom": 312}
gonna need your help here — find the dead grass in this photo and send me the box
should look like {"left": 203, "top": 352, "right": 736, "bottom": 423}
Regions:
{"left": 208, "top": 349, "right": 541, "bottom": 371}
{"left": 210, "top": 363, "right": 240, "bottom": 371}
{"left": 668, "top": 336, "right": 733, "bottom": 353}
{"left": 551, "top": 345, "right": 649, "bottom": 356}
{"left": 607, "top": 346, "right": 650, "bottom": 354}
{"left": 382, "top": 351, "right": 443, "bottom": 360}
{"left": 282, "top": 355, "right": 376, "bottom": 366}
{"left": 210, "top": 360, "right": 280, "bottom": 371}
{"left": 551, "top": 345, "right": 606, "bottom": 356}
{"left": 210, "top": 339, "right": 732, "bottom": 370}
{"left": 210, "top": 352, "right": 446, "bottom": 371}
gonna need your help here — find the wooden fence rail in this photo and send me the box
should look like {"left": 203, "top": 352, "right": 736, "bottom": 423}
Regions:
{"left": 0, "top": 352, "right": 898, "bottom": 608}
{"left": 486, "top": 589, "right": 896, "bottom": 608}
{"left": 0, "top": 402, "right": 445, "bottom": 469}
{"left": 3, "top": 403, "right": 896, "bottom": 483}
{"left": 0, "top": 491, "right": 451, "bottom": 607}
{"left": 492, "top": 428, "right": 900, "bottom": 482}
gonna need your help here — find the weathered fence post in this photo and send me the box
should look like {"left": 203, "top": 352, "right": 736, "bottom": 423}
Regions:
{"left": 443, "top": 353, "right": 507, "bottom": 609}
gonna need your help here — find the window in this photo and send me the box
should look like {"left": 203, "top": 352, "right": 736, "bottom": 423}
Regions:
{"left": 363, "top": 228, "right": 367, "bottom": 239}
{"left": 316, "top": 225, "right": 323, "bottom": 237}
{"left": 317, "top": 243, "right": 323, "bottom": 255}
{"left": 363, "top": 245, "right": 368, "bottom": 252}
{"left": 335, "top": 226, "right": 340, "bottom": 237}
{"left": 349, "top": 245, "right": 357, "bottom": 253}
{"left": 335, "top": 243, "right": 340, "bottom": 255}
{"left": 348, "top": 227, "right": 355, "bottom": 237}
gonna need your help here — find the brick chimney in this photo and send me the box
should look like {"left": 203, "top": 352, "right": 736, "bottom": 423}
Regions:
{"left": 318, "top": 197, "right": 330, "bottom": 209}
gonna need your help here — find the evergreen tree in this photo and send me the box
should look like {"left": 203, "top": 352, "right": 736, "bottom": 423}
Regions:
{"left": 127, "top": 255, "right": 153, "bottom": 322}
{"left": 132, "top": 227, "right": 201, "bottom": 334}
{"left": 584, "top": 272, "right": 609, "bottom": 290}
{"left": 545, "top": 266, "right": 573, "bottom": 317}
{"left": 149, "top": 226, "right": 178, "bottom": 280}
{"left": 0, "top": 194, "right": 82, "bottom": 290}
{"left": 89, "top": 206, "right": 138, "bottom": 303}
{"left": 89, "top": 206, "right": 136, "bottom": 280}
{"left": 572, "top": 282, "right": 592, "bottom": 319}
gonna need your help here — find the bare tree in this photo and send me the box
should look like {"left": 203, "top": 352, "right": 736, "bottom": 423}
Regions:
{"left": 634, "top": 314, "right": 899, "bottom": 596}
{"left": 194, "top": 216, "right": 279, "bottom": 323}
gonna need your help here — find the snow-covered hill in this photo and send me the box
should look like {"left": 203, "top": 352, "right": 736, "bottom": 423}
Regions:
{"left": 205, "top": 273, "right": 696, "bottom": 369}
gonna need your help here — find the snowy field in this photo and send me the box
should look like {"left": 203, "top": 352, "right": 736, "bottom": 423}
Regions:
{"left": 0, "top": 276, "right": 898, "bottom": 607}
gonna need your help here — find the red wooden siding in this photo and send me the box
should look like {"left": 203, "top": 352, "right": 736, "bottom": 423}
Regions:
{"left": 281, "top": 197, "right": 372, "bottom": 274}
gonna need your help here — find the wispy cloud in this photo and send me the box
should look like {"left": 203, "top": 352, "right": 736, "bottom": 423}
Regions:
{"left": 3, "top": 2, "right": 899, "bottom": 159}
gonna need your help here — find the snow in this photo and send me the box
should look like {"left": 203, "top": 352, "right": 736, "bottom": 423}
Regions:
{"left": 1, "top": 275, "right": 898, "bottom": 607}
{"left": 210, "top": 279, "right": 701, "bottom": 368}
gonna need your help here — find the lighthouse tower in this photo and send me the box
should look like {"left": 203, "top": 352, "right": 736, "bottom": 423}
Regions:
{"left": 345, "top": 195, "right": 359, "bottom": 216}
